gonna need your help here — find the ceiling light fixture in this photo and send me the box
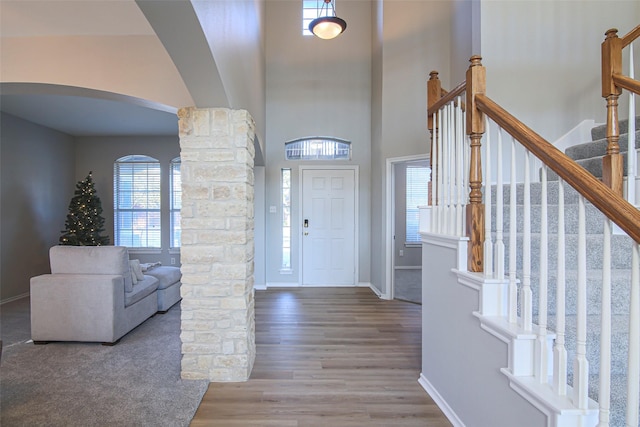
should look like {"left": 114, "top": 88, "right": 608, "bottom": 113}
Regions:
{"left": 309, "top": 0, "right": 347, "bottom": 40}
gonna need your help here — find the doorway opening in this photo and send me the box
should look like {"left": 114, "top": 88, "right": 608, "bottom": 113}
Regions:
{"left": 385, "top": 155, "right": 429, "bottom": 304}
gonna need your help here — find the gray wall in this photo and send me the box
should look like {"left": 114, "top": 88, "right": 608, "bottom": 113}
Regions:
{"left": 371, "top": 1, "right": 452, "bottom": 297}
{"left": 74, "top": 136, "right": 181, "bottom": 267}
{"left": 264, "top": 0, "right": 372, "bottom": 286}
{"left": 422, "top": 239, "right": 546, "bottom": 426}
{"left": 1, "top": 113, "right": 75, "bottom": 301}
{"left": 479, "top": 1, "right": 640, "bottom": 142}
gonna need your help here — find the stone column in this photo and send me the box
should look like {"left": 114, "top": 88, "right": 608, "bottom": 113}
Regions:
{"left": 177, "top": 107, "right": 256, "bottom": 381}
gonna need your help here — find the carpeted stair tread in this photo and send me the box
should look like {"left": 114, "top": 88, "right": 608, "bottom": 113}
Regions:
{"left": 591, "top": 116, "right": 640, "bottom": 141}
{"left": 565, "top": 130, "right": 640, "bottom": 160}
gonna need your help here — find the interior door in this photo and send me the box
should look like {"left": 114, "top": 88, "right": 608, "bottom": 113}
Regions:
{"left": 301, "top": 168, "right": 356, "bottom": 286}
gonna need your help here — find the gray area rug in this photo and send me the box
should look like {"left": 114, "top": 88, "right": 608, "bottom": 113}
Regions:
{"left": 1, "top": 298, "right": 208, "bottom": 427}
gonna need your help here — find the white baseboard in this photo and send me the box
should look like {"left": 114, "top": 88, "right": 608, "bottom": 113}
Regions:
{"left": 1, "top": 292, "right": 29, "bottom": 305}
{"left": 253, "top": 283, "right": 267, "bottom": 291}
{"left": 418, "top": 373, "right": 465, "bottom": 427}
{"left": 362, "top": 283, "right": 391, "bottom": 300}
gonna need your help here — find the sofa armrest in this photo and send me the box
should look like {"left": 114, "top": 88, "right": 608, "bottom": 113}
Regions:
{"left": 30, "top": 274, "right": 125, "bottom": 343}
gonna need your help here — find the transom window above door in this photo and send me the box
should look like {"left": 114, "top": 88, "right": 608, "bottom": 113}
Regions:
{"left": 285, "top": 137, "right": 351, "bottom": 161}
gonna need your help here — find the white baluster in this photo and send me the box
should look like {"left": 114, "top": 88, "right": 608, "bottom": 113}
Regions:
{"left": 508, "top": 136, "right": 518, "bottom": 324}
{"left": 437, "top": 109, "right": 444, "bottom": 233}
{"left": 484, "top": 119, "right": 493, "bottom": 278}
{"left": 448, "top": 103, "right": 456, "bottom": 235}
{"left": 456, "top": 97, "right": 465, "bottom": 237}
{"left": 443, "top": 104, "right": 450, "bottom": 235}
{"left": 494, "top": 128, "right": 505, "bottom": 280}
{"left": 573, "top": 194, "right": 589, "bottom": 409}
{"left": 627, "top": 43, "right": 636, "bottom": 205}
{"left": 627, "top": 242, "right": 640, "bottom": 427}
{"left": 554, "top": 178, "right": 567, "bottom": 396}
{"left": 522, "top": 150, "right": 532, "bottom": 331}
{"left": 598, "top": 219, "right": 612, "bottom": 427}
{"left": 536, "top": 165, "right": 548, "bottom": 382}
{"left": 431, "top": 110, "right": 438, "bottom": 232}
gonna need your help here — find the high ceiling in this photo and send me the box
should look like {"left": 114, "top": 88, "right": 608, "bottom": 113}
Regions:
{"left": 0, "top": 0, "right": 179, "bottom": 137}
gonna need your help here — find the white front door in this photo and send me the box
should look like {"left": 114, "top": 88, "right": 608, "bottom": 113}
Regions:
{"left": 301, "top": 168, "right": 356, "bottom": 286}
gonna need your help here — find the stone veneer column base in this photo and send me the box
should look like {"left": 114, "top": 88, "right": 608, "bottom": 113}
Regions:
{"left": 177, "top": 107, "right": 256, "bottom": 381}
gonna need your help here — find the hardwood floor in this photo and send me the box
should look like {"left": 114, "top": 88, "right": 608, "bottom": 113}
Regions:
{"left": 190, "top": 287, "right": 451, "bottom": 427}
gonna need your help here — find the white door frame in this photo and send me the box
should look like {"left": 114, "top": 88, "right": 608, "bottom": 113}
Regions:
{"left": 385, "top": 154, "right": 429, "bottom": 300}
{"left": 299, "top": 165, "right": 359, "bottom": 286}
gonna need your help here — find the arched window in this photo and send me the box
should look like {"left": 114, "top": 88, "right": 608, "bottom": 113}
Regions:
{"left": 285, "top": 137, "right": 351, "bottom": 160}
{"left": 170, "top": 157, "right": 181, "bottom": 248}
{"left": 113, "top": 155, "right": 161, "bottom": 248}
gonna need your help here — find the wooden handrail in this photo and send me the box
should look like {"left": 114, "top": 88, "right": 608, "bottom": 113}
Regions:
{"left": 475, "top": 93, "right": 640, "bottom": 245}
{"left": 428, "top": 82, "right": 465, "bottom": 117}
{"left": 620, "top": 24, "right": 640, "bottom": 47}
{"left": 612, "top": 73, "right": 640, "bottom": 95}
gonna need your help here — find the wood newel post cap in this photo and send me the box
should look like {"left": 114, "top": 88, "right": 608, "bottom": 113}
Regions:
{"left": 429, "top": 71, "right": 439, "bottom": 80}
{"left": 604, "top": 28, "right": 619, "bottom": 39}
{"left": 469, "top": 55, "right": 483, "bottom": 67}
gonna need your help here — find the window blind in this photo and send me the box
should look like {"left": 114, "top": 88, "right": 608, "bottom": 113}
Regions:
{"left": 405, "top": 166, "right": 430, "bottom": 244}
{"left": 113, "top": 155, "right": 161, "bottom": 248}
{"left": 170, "top": 158, "right": 181, "bottom": 249}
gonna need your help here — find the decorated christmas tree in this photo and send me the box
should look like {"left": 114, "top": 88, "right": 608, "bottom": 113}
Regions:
{"left": 59, "top": 172, "right": 110, "bottom": 246}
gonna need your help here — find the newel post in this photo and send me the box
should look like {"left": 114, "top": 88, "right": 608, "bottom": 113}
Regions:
{"left": 602, "top": 28, "right": 624, "bottom": 196}
{"left": 466, "top": 56, "right": 486, "bottom": 272}
{"left": 427, "top": 71, "right": 442, "bottom": 205}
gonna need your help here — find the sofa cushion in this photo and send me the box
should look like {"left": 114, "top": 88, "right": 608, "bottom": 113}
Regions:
{"left": 125, "top": 276, "right": 159, "bottom": 307}
{"left": 50, "top": 246, "right": 133, "bottom": 292}
{"left": 144, "top": 266, "right": 182, "bottom": 290}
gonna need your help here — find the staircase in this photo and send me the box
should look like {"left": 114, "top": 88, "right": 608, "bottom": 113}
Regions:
{"left": 548, "top": 117, "right": 640, "bottom": 181}
{"left": 491, "top": 117, "right": 640, "bottom": 427}
{"left": 425, "top": 31, "right": 640, "bottom": 423}
{"left": 491, "top": 183, "right": 634, "bottom": 427}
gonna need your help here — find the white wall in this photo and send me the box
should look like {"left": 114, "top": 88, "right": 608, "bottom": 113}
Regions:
{"left": 191, "top": 0, "right": 267, "bottom": 147}
{"left": 1, "top": 113, "right": 76, "bottom": 301}
{"left": 1, "top": 35, "right": 193, "bottom": 109}
{"left": 264, "top": 0, "right": 372, "bottom": 285}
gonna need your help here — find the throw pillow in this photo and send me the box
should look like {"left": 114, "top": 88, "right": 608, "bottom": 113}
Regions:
{"left": 129, "top": 260, "right": 138, "bottom": 285}
{"left": 130, "top": 259, "right": 145, "bottom": 281}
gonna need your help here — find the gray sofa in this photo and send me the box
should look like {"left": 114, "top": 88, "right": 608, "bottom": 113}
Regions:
{"left": 30, "top": 246, "right": 180, "bottom": 345}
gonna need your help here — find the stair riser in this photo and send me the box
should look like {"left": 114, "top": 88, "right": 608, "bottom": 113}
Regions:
{"left": 490, "top": 181, "right": 587, "bottom": 205}
{"left": 502, "top": 233, "right": 635, "bottom": 271}
{"left": 526, "top": 273, "right": 633, "bottom": 317}
{"left": 490, "top": 203, "right": 606, "bottom": 234}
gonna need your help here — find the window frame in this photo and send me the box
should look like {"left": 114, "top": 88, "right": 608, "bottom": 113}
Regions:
{"left": 170, "top": 157, "right": 181, "bottom": 250}
{"left": 405, "top": 165, "right": 430, "bottom": 246}
{"left": 280, "top": 168, "right": 292, "bottom": 273}
{"left": 113, "top": 155, "right": 162, "bottom": 250}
